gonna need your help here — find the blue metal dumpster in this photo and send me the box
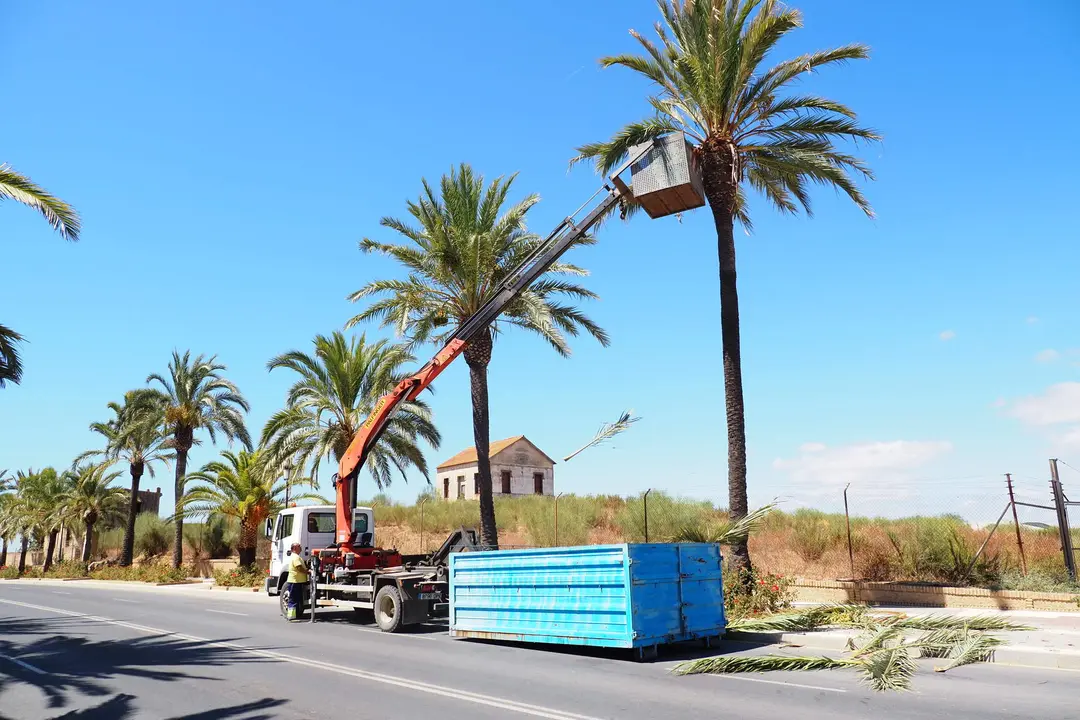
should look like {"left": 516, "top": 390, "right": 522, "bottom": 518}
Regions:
{"left": 448, "top": 543, "right": 725, "bottom": 658}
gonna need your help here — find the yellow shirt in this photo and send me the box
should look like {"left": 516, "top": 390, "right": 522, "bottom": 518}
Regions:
{"left": 287, "top": 553, "right": 309, "bottom": 584}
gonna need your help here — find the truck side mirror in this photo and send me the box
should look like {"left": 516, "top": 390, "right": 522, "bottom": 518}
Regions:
{"left": 265, "top": 518, "right": 274, "bottom": 538}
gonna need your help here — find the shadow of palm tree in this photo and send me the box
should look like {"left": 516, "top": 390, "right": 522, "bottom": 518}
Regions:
{"left": 0, "top": 615, "right": 283, "bottom": 714}
{"left": 26, "top": 694, "right": 288, "bottom": 719}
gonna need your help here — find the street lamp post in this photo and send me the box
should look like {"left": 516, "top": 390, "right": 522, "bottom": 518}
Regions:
{"left": 284, "top": 459, "right": 294, "bottom": 506}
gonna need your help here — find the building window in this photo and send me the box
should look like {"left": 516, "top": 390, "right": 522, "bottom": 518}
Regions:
{"left": 457, "top": 476, "right": 465, "bottom": 500}
{"left": 534, "top": 472, "right": 544, "bottom": 495}
{"left": 473, "top": 473, "right": 480, "bottom": 496}
{"left": 501, "top": 470, "right": 511, "bottom": 495}
{"left": 443, "top": 477, "right": 449, "bottom": 499}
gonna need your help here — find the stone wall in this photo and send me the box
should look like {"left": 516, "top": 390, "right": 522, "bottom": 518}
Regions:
{"left": 793, "top": 578, "right": 1080, "bottom": 612}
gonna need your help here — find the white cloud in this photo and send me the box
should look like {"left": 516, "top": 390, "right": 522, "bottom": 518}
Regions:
{"left": 1027, "top": 316, "right": 1040, "bottom": 325}
{"left": 1035, "top": 349, "right": 1061, "bottom": 363}
{"left": 773, "top": 440, "right": 953, "bottom": 499}
{"left": 939, "top": 330, "right": 956, "bottom": 341}
{"left": 1007, "top": 382, "right": 1080, "bottom": 426}
{"left": 1060, "top": 426, "right": 1080, "bottom": 450}
{"left": 991, "top": 398, "right": 1007, "bottom": 408}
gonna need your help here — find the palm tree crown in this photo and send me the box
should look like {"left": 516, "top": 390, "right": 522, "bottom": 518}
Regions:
{"left": 0, "top": 324, "right": 25, "bottom": 388}
{"left": 262, "top": 332, "right": 440, "bottom": 490}
{"left": 60, "top": 462, "right": 126, "bottom": 562}
{"left": 149, "top": 350, "right": 251, "bottom": 568}
{"left": 573, "top": 0, "right": 877, "bottom": 579}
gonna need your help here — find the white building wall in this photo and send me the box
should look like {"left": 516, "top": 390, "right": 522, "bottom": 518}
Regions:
{"left": 437, "top": 440, "right": 555, "bottom": 501}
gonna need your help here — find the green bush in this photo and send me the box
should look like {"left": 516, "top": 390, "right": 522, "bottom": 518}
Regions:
{"left": 724, "top": 568, "right": 795, "bottom": 620}
{"left": 0, "top": 566, "right": 20, "bottom": 579}
{"left": 213, "top": 566, "right": 265, "bottom": 587}
{"left": 790, "top": 509, "right": 843, "bottom": 562}
{"left": 44, "top": 560, "right": 88, "bottom": 579}
{"left": 134, "top": 513, "right": 173, "bottom": 559}
{"left": 184, "top": 516, "right": 236, "bottom": 559}
{"left": 91, "top": 563, "right": 193, "bottom": 583}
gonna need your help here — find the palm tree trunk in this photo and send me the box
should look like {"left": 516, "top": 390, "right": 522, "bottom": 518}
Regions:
{"left": 700, "top": 141, "right": 752, "bottom": 581}
{"left": 0, "top": 537, "right": 6, "bottom": 567}
{"left": 172, "top": 445, "right": 189, "bottom": 569}
{"left": 43, "top": 530, "right": 58, "bottom": 572}
{"left": 465, "top": 330, "right": 498, "bottom": 550}
{"left": 121, "top": 462, "right": 144, "bottom": 567}
{"left": 237, "top": 519, "right": 256, "bottom": 568}
{"left": 82, "top": 519, "right": 95, "bottom": 563}
{"left": 18, "top": 534, "right": 29, "bottom": 573}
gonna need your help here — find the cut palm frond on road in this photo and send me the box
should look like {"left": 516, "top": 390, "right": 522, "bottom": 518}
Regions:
{"left": 680, "top": 603, "right": 1026, "bottom": 692}
{"left": 563, "top": 410, "right": 640, "bottom": 462}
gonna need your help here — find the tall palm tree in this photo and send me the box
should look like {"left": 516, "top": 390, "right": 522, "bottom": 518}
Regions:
{"left": 0, "top": 471, "right": 12, "bottom": 567}
{"left": 148, "top": 351, "right": 252, "bottom": 568}
{"left": 573, "top": 0, "right": 877, "bottom": 576}
{"left": 84, "top": 390, "right": 173, "bottom": 566}
{"left": 345, "top": 165, "right": 608, "bottom": 548}
{"left": 60, "top": 462, "right": 126, "bottom": 562}
{"left": 23, "top": 467, "right": 68, "bottom": 571}
{"left": 262, "top": 332, "right": 440, "bottom": 493}
{"left": 1, "top": 164, "right": 80, "bottom": 388}
{"left": 8, "top": 470, "right": 38, "bottom": 573}
{"left": 181, "top": 449, "right": 322, "bottom": 568}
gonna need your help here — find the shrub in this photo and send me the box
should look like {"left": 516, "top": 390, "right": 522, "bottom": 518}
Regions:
{"left": 213, "top": 565, "right": 265, "bottom": 587}
{"left": 91, "top": 563, "right": 193, "bottom": 583}
{"left": 790, "top": 509, "right": 843, "bottom": 562}
{"left": 45, "top": 560, "right": 88, "bottom": 579}
{"left": 134, "top": 513, "right": 173, "bottom": 559}
{"left": 0, "top": 566, "right": 19, "bottom": 579}
{"left": 724, "top": 569, "right": 795, "bottom": 620}
{"left": 185, "top": 516, "right": 235, "bottom": 560}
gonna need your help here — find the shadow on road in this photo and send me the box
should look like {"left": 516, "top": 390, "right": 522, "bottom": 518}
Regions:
{"left": 306, "top": 608, "right": 449, "bottom": 635}
{"left": 0, "top": 615, "right": 289, "bottom": 719}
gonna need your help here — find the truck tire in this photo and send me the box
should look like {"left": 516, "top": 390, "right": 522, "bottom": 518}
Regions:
{"left": 374, "top": 585, "right": 403, "bottom": 633}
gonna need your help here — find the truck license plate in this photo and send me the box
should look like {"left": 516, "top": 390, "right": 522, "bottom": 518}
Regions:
{"left": 418, "top": 592, "right": 439, "bottom": 600}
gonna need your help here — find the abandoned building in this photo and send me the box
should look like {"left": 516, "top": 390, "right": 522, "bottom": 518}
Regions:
{"left": 436, "top": 436, "right": 554, "bottom": 501}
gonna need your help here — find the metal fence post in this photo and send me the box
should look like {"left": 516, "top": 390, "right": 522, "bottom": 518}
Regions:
{"left": 554, "top": 493, "right": 564, "bottom": 546}
{"left": 1005, "top": 473, "right": 1027, "bottom": 575}
{"left": 843, "top": 484, "right": 855, "bottom": 581}
{"left": 1049, "top": 459, "right": 1076, "bottom": 581}
{"left": 643, "top": 489, "right": 652, "bottom": 543}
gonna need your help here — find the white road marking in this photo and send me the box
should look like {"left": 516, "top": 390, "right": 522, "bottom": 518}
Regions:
{"left": 111, "top": 598, "right": 139, "bottom": 603}
{"left": 351, "top": 625, "right": 439, "bottom": 642}
{"left": 0, "top": 652, "right": 47, "bottom": 674}
{"left": 0, "top": 598, "right": 602, "bottom": 720}
{"left": 709, "top": 674, "right": 847, "bottom": 693}
{"left": 51, "top": 591, "right": 72, "bottom": 595}
{"left": 206, "top": 609, "right": 248, "bottom": 617}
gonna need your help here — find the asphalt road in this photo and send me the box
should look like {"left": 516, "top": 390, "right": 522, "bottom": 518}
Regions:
{"left": 0, "top": 582, "right": 1077, "bottom": 720}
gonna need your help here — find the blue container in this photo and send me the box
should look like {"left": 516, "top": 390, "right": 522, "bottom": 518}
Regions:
{"left": 448, "top": 543, "right": 725, "bottom": 657}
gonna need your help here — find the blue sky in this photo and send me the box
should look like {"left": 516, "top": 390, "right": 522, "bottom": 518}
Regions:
{"left": 4, "top": 1, "right": 1079, "bottom": 521}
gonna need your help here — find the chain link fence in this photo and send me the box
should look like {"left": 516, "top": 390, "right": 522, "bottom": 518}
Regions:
{"left": 368, "top": 461, "right": 1080, "bottom": 589}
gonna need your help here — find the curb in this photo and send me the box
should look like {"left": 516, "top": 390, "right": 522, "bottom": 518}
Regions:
{"left": 727, "top": 629, "right": 1080, "bottom": 671}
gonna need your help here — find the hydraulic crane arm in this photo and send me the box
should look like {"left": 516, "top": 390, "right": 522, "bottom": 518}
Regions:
{"left": 333, "top": 142, "right": 653, "bottom": 544}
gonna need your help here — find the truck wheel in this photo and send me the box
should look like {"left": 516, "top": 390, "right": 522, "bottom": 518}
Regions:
{"left": 374, "top": 585, "right": 403, "bottom": 633}
{"left": 279, "top": 587, "right": 290, "bottom": 619}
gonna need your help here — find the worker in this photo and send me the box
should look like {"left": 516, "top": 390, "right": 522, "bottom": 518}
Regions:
{"left": 285, "top": 542, "right": 308, "bottom": 621}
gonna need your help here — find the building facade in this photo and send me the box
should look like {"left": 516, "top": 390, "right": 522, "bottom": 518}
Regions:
{"left": 436, "top": 436, "right": 555, "bottom": 501}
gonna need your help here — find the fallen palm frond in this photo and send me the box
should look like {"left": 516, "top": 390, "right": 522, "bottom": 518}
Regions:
{"left": 859, "top": 646, "right": 918, "bottom": 692}
{"left": 883, "top": 614, "right": 1033, "bottom": 632}
{"left": 563, "top": 410, "right": 640, "bottom": 462}
{"left": 728, "top": 603, "right": 868, "bottom": 633}
{"left": 933, "top": 633, "right": 1003, "bottom": 672}
{"left": 674, "top": 654, "right": 855, "bottom": 676}
{"left": 851, "top": 625, "right": 905, "bottom": 658}
{"left": 908, "top": 628, "right": 971, "bottom": 659}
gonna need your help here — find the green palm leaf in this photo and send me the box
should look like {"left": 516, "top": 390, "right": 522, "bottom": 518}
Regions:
{"left": 0, "top": 163, "right": 81, "bottom": 241}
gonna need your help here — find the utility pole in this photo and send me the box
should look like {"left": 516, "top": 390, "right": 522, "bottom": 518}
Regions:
{"left": 1049, "top": 459, "right": 1076, "bottom": 581}
{"left": 1005, "top": 473, "right": 1027, "bottom": 575}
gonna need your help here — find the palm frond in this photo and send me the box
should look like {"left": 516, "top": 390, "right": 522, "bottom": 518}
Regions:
{"left": 933, "top": 633, "right": 1003, "bottom": 672}
{"left": 0, "top": 163, "right": 81, "bottom": 241}
{"left": 886, "top": 614, "right": 1033, "bottom": 632}
{"left": 563, "top": 410, "right": 641, "bottom": 461}
{"left": 0, "top": 323, "right": 26, "bottom": 388}
{"left": 674, "top": 654, "right": 853, "bottom": 676}
{"left": 857, "top": 646, "right": 917, "bottom": 692}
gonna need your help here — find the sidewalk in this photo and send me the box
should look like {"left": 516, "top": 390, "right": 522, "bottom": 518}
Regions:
{"left": 733, "top": 604, "right": 1080, "bottom": 671}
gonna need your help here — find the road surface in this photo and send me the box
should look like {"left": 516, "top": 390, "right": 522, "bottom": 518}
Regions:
{"left": 0, "top": 581, "right": 1075, "bottom": 719}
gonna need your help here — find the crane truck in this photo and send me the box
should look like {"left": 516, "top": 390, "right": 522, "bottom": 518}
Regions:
{"left": 265, "top": 135, "right": 682, "bottom": 632}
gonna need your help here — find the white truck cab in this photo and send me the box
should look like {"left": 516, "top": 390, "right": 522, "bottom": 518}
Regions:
{"left": 265, "top": 505, "right": 374, "bottom": 596}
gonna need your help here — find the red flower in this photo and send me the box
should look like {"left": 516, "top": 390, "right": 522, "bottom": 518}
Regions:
{"left": 771, "top": 585, "right": 779, "bottom": 592}
{"left": 758, "top": 579, "right": 766, "bottom": 585}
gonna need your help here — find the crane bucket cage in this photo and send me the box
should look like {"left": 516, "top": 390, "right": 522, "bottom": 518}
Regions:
{"left": 628, "top": 132, "right": 706, "bottom": 219}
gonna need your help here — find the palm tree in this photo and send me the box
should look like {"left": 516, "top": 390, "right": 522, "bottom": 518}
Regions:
{"left": 345, "top": 165, "right": 608, "bottom": 547}
{"left": 0, "top": 471, "right": 12, "bottom": 567}
{"left": 22, "top": 467, "right": 68, "bottom": 571}
{"left": 84, "top": 390, "right": 173, "bottom": 566}
{"left": 573, "top": 0, "right": 877, "bottom": 576}
{"left": 262, "top": 332, "right": 440, "bottom": 493}
{"left": 148, "top": 351, "right": 252, "bottom": 568}
{"left": 181, "top": 450, "right": 321, "bottom": 568}
{"left": 8, "top": 470, "right": 37, "bottom": 573}
{"left": 1, "top": 164, "right": 80, "bottom": 388}
{"left": 0, "top": 325, "right": 25, "bottom": 388}
{"left": 60, "top": 462, "right": 126, "bottom": 562}
{"left": 0, "top": 164, "right": 81, "bottom": 241}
